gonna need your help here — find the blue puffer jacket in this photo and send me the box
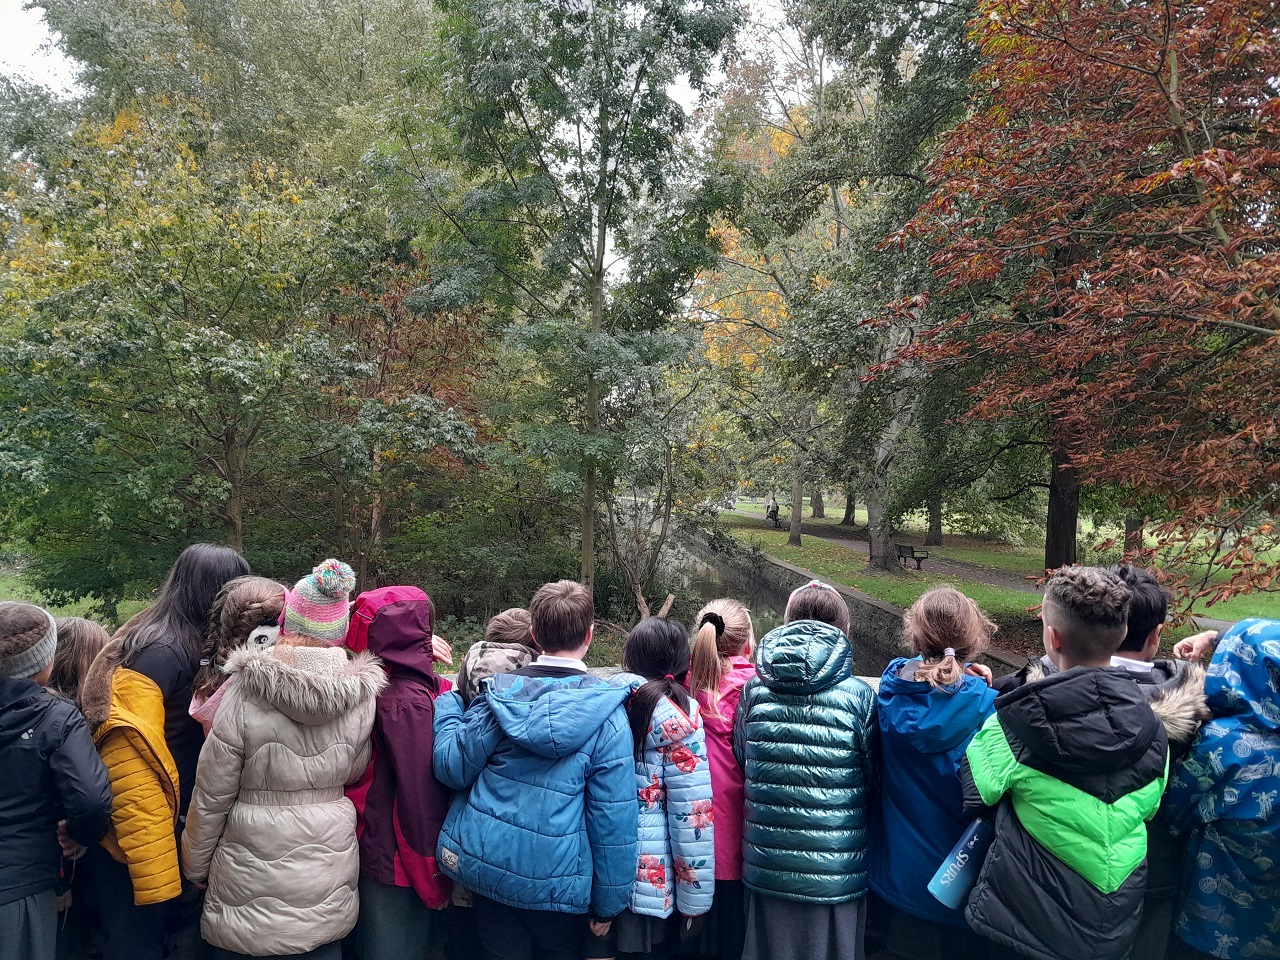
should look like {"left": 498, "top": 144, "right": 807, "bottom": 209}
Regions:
{"left": 433, "top": 671, "right": 638, "bottom": 917}
{"left": 868, "top": 657, "right": 998, "bottom": 926}
{"left": 732, "top": 620, "right": 877, "bottom": 904}
{"left": 609, "top": 673, "right": 715, "bottom": 919}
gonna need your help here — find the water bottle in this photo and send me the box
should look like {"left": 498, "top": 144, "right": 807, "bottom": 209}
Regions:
{"left": 926, "top": 818, "right": 994, "bottom": 910}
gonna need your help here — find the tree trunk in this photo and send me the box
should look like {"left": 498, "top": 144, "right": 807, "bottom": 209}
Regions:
{"left": 1045, "top": 441, "right": 1080, "bottom": 570}
{"left": 223, "top": 437, "right": 246, "bottom": 553}
{"left": 924, "top": 496, "right": 943, "bottom": 546}
{"left": 788, "top": 463, "right": 805, "bottom": 547}
{"left": 1124, "top": 516, "right": 1144, "bottom": 555}
{"left": 866, "top": 488, "right": 896, "bottom": 571}
{"left": 810, "top": 487, "right": 825, "bottom": 518}
{"left": 840, "top": 490, "right": 856, "bottom": 526}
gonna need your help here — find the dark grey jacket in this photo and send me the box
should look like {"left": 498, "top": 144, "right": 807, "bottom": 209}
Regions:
{"left": 0, "top": 677, "right": 112, "bottom": 905}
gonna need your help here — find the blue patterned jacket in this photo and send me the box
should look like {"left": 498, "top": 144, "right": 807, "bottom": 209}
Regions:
{"left": 609, "top": 673, "right": 715, "bottom": 918}
{"left": 1166, "top": 619, "right": 1280, "bottom": 960}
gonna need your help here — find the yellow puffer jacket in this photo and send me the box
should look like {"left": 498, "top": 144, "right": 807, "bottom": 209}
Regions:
{"left": 91, "top": 667, "right": 183, "bottom": 905}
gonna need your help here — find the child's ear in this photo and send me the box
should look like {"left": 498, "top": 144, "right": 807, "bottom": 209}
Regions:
{"left": 1143, "top": 623, "right": 1164, "bottom": 660}
{"left": 585, "top": 622, "right": 595, "bottom": 647}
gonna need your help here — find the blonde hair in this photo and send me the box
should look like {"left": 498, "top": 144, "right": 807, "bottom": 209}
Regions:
{"left": 688, "top": 599, "right": 753, "bottom": 718}
{"left": 904, "top": 587, "right": 996, "bottom": 690}
{"left": 49, "top": 617, "right": 111, "bottom": 703}
{"left": 194, "top": 576, "right": 287, "bottom": 698}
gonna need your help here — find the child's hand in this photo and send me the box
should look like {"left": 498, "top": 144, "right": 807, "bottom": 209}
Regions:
{"left": 1173, "top": 630, "right": 1218, "bottom": 662}
{"left": 965, "top": 663, "right": 995, "bottom": 687}
{"left": 589, "top": 919, "right": 612, "bottom": 938}
{"left": 57, "top": 820, "right": 85, "bottom": 860}
{"left": 432, "top": 634, "right": 453, "bottom": 666}
{"left": 56, "top": 891, "right": 72, "bottom": 913}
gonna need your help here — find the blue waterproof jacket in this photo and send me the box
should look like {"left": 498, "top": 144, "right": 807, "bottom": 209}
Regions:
{"left": 609, "top": 673, "right": 715, "bottom": 919}
{"left": 433, "top": 671, "right": 639, "bottom": 917}
{"left": 1165, "top": 619, "right": 1280, "bottom": 960}
{"left": 868, "top": 657, "right": 998, "bottom": 926}
{"left": 732, "top": 620, "right": 877, "bottom": 904}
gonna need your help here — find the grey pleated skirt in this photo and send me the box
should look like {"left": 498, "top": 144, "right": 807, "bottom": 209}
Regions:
{"left": 741, "top": 890, "right": 867, "bottom": 960}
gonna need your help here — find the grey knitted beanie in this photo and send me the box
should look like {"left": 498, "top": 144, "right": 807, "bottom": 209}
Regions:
{"left": 0, "top": 602, "right": 58, "bottom": 679}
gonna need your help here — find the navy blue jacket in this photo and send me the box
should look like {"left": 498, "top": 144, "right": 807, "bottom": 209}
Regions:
{"left": 434, "top": 665, "right": 638, "bottom": 917}
{"left": 868, "top": 657, "right": 997, "bottom": 926}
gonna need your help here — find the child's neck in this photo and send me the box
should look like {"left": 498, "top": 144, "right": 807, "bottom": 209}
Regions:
{"left": 1055, "top": 653, "right": 1113, "bottom": 671}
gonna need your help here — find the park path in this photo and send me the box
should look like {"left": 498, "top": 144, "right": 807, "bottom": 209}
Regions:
{"left": 732, "top": 510, "right": 1042, "bottom": 594}
{"left": 732, "top": 509, "right": 1236, "bottom": 633}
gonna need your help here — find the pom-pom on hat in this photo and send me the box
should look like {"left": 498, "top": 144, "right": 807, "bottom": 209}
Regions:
{"left": 0, "top": 602, "right": 58, "bottom": 679}
{"left": 283, "top": 559, "right": 357, "bottom": 644}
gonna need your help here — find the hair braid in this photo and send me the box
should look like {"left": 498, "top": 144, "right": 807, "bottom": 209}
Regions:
{"left": 193, "top": 576, "right": 286, "bottom": 699}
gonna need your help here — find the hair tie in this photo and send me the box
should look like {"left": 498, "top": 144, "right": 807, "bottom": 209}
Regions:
{"left": 663, "top": 674, "right": 675, "bottom": 681}
{"left": 699, "top": 612, "right": 726, "bottom": 637}
{"left": 943, "top": 647, "right": 956, "bottom": 658}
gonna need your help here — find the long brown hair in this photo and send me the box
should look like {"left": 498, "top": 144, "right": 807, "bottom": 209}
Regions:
{"left": 194, "top": 576, "right": 286, "bottom": 698}
{"left": 688, "top": 599, "right": 753, "bottom": 718}
{"left": 49, "top": 617, "right": 111, "bottom": 704}
{"left": 904, "top": 587, "right": 996, "bottom": 690}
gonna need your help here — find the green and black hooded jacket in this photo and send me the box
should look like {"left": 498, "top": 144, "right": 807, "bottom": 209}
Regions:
{"left": 961, "top": 667, "right": 1169, "bottom": 960}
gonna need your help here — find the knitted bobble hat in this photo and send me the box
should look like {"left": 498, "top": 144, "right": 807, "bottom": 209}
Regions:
{"left": 0, "top": 602, "right": 58, "bottom": 679}
{"left": 283, "top": 559, "right": 357, "bottom": 645}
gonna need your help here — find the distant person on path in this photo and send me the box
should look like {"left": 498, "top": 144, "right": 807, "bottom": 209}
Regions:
{"left": 0, "top": 603, "right": 112, "bottom": 960}
{"left": 765, "top": 498, "right": 779, "bottom": 526}
{"left": 685, "top": 599, "right": 755, "bottom": 960}
{"left": 343, "top": 586, "right": 452, "bottom": 960}
{"left": 433, "top": 580, "right": 638, "bottom": 960}
{"left": 80, "top": 543, "right": 249, "bottom": 960}
{"left": 587, "top": 617, "right": 714, "bottom": 959}
{"left": 733, "top": 581, "right": 877, "bottom": 960}
{"left": 961, "top": 567, "right": 1169, "bottom": 960}
{"left": 181, "top": 560, "right": 383, "bottom": 960}
{"left": 1163, "top": 618, "right": 1280, "bottom": 960}
{"left": 868, "top": 587, "right": 998, "bottom": 960}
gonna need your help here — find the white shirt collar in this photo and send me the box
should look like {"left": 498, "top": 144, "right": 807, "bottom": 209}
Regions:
{"left": 535, "top": 653, "right": 588, "bottom": 672}
{"left": 1110, "top": 655, "right": 1156, "bottom": 674}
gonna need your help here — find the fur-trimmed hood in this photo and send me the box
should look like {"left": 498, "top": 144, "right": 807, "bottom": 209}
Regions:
{"left": 226, "top": 645, "right": 386, "bottom": 726}
{"left": 1011, "top": 655, "right": 1207, "bottom": 745}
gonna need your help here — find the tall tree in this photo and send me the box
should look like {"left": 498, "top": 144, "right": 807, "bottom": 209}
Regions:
{"left": 392, "top": 0, "right": 738, "bottom": 590}
{"left": 901, "top": 0, "right": 1280, "bottom": 598}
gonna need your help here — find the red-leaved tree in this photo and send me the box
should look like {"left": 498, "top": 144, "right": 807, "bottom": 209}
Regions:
{"left": 899, "top": 0, "right": 1280, "bottom": 604}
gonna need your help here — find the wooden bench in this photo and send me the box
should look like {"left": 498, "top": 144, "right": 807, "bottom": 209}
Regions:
{"left": 895, "top": 543, "right": 929, "bottom": 570}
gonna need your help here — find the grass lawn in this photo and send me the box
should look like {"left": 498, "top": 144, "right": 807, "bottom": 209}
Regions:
{"left": 0, "top": 571, "right": 146, "bottom": 631}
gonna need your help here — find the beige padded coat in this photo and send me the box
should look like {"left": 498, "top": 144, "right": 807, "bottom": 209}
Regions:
{"left": 180, "top": 644, "right": 386, "bottom": 956}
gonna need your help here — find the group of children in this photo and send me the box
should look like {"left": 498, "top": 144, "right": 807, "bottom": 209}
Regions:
{"left": 1, "top": 545, "right": 1278, "bottom": 960}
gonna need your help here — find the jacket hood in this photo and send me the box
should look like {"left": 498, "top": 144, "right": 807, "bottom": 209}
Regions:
{"left": 996, "top": 666, "right": 1163, "bottom": 776}
{"left": 611, "top": 672, "right": 702, "bottom": 748}
{"left": 755, "top": 620, "right": 853, "bottom": 695}
{"left": 227, "top": 646, "right": 387, "bottom": 725}
{"left": 358, "top": 591, "right": 438, "bottom": 686}
{"left": 487, "top": 672, "right": 631, "bottom": 758}
{"left": 1206, "top": 618, "right": 1280, "bottom": 730}
{"left": 879, "top": 657, "right": 998, "bottom": 753}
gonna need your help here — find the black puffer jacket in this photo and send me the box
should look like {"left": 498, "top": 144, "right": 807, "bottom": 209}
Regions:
{"left": 0, "top": 677, "right": 112, "bottom": 905}
{"left": 961, "top": 668, "right": 1169, "bottom": 960}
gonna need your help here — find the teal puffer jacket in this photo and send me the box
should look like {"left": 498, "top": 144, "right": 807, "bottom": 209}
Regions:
{"left": 732, "top": 620, "right": 877, "bottom": 904}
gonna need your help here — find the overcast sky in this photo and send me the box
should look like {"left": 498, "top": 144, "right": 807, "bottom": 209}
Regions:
{"left": 1, "top": 1, "right": 79, "bottom": 91}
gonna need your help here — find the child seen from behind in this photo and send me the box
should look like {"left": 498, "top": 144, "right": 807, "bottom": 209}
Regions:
{"left": 433, "top": 580, "right": 638, "bottom": 960}
{"left": 869, "top": 587, "right": 998, "bottom": 960}
{"left": 455, "top": 608, "right": 539, "bottom": 708}
{"left": 961, "top": 566, "right": 1169, "bottom": 960}
{"left": 685, "top": 599, "right": 755, "bottom": 960}
{"left": 733, "top": 581, "right": 877, "bottom": 960}
{"left": 1163, "top": 618, "right": 1279, "bottom": 960}
{"left": 588, "top": 617, "right": 713, "bottom": 960}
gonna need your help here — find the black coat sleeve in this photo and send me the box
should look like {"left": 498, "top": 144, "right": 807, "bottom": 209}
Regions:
{"left": 49, "top": 706, "right": 113, "bottom": 847}
{"left": 960, "top": 755, "right": 997, "bottom": 822}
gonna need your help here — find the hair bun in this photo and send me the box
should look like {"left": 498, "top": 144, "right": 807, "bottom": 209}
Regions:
{"left": 311, "top": 558, "right": 356, "bottom": 597}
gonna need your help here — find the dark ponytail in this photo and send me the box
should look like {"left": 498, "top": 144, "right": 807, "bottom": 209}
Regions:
{"left": 622, "top": 617, "right": 692, "bottom": 757}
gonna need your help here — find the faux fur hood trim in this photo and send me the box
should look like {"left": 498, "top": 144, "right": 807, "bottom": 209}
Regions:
{"left": 1148, "top": 662, "right": 1209, "bottom": 744}
{"left": 81, "top": 637, "right": 130, "bottom": 729}
{"left": 226, "top": 646, "right": 387, "bottom": 725}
